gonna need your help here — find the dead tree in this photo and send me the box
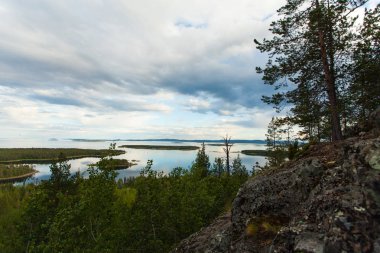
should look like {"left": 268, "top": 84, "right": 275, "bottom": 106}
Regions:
{"left": 223, "top": 134, "right": 233, "bottom": 176}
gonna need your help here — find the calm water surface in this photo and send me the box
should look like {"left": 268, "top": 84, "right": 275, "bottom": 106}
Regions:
{"left": 0, "top": 139, "right": 267, "bottom": 183}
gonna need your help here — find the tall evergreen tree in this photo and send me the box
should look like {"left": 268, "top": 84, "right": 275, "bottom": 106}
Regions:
{"left": 266, "top": 117, "right": 287, "bottom": 167}
{"left": 231, "top": 155, "right": 248, "bottom": 178}
{"left": 348, "top": 5, "right": 380, "bottom": 128}
{"left": 191, "top": 143, "right": 210, "bottom": 178}
{"left": 211, "top": 157, "right": 225, "bottom": 177}
{"left": 256, "top": 0, "right": 369, "bottom": 142}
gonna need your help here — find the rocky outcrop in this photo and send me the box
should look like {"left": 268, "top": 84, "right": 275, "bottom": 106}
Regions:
{"left": 171, "top": 214, "right": 232, "bottom": 253}
{"left": 172, "top": 126, "right": 380, "bottom": 252}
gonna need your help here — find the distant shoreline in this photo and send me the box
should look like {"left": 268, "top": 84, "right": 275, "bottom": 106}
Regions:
{"left": 0, "top": 148, "right": 125, "bottom": 164}
{"left": 118, "top": 145, "right": 199, "bottom": 151}
{"left": 70, "top": 138, "right": 267, "bottom": 144}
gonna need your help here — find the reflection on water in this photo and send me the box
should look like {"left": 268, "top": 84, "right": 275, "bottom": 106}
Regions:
{"left": 0, "top": 139, "right": 267, "bottom": 183}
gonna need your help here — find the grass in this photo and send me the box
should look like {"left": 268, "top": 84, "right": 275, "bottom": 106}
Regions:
{"left": 0, "top": 148, "right": 125, "bottom": 164}
{"left": 241, "top": 150, "right": 269, "bottom": 156}
{"left": 0, "top": 164, "right": 36, "bottom": 183}
{"left": 118, "top": 145, "right": 199, "bottom": 150}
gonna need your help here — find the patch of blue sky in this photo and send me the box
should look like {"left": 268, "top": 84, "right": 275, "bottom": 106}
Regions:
{"left": 221, "top": 56, "right": 247, "bottom": 67}
{"left": 261, "top": 13, "right": 274, "bottom": 21}
{"left": 175, "top": 18, "right": 208, "bottom": 29}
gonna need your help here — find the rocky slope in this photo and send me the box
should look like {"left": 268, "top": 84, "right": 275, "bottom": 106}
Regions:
{"left": 172, "top": 111, "right": 380, "bottom": 253}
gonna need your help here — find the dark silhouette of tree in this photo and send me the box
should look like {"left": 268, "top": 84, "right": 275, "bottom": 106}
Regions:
{"left": 211, "top": 157, "right": 224, "bottom": 177}
{"left": 223, "top": 134, "right": 233, "bottom": 175}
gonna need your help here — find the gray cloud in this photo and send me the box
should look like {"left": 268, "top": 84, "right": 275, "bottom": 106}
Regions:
{"left": 0, "top": 0, "right": 296, "bottom": 139}
{"left": 0, "top": 0, "right": 277, "bottom": 107}
{"left": 161, "top": 64, "right": 273, "bottom": 110}
{"left": 30, "top": 94, "right": 86, "bottom": 107}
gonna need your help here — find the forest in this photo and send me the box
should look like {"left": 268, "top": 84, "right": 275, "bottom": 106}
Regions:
{"left": 0, "top": 144, "right": 249, "bottom": 252}
{"left": 0, "top": 0, "right": 379, "bottom": 252}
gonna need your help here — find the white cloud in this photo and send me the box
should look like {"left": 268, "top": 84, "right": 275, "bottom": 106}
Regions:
{"left": 0, "top": 0, "right": 296, "bottom": 140}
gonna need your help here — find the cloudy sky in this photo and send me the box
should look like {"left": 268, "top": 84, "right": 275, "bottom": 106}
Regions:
{"left": 0, "top": 0, "right": 374, "bottom": 141}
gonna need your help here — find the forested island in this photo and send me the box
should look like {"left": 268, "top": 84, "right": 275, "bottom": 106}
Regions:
{"left": 240, "top": 150, "right": 269, "bottom": 156}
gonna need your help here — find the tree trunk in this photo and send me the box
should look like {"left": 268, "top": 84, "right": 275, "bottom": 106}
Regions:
{"left": 315, "top": 0, "right": 343, "bottom": 141}
{"left": 223, "top": 135, "right": 232, "bottom": 176}
{"left": 226, "top": 154, "right": 230, "bottom": 176}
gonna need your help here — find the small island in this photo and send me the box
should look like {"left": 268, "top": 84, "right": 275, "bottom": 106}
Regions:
{"left": 0, "top": 148, "right": 126, "bottom": 164}
{"left": 240, "top": 150, "right": 269, "bottom": 156}
{"left": 91, "top": 159, "right": 137, "bottom": 170}
{"left": 118, "top": 145, "right": 199, "bottom": 150}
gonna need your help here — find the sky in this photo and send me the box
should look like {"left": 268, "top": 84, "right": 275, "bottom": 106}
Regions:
{"left": 0, "top": 0, "right": 377, "bottom": 141}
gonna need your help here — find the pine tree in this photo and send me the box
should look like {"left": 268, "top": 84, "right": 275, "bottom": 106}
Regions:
{"left": 232, "top": 155, "right": 248, "bottom": 177}
{"left": 348, "top": 5, "right": 380, "bottom": 128}
{"left": 256, "top": 0, "right": 369, "bottom": 142}
{"left": 266, "top": 117, "right": 287, "bottom": 167}
{"left": 211, "top": 157, "right": 225, "bottom": 177}
{"left": 191, "top": 143, "right": 210, "bottom": 178}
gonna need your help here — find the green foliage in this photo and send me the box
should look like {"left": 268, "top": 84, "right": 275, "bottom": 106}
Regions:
{"left": 190, "top": 143, "right": 210, "bottom": 178}
{"left": 265, "top": 117, "right": 301, "bottom": 167}
{"left": 0, "top": 149, "right": 250, "bottom": 252}
{"left": 0, "top": 164, "right": 35, "bottom": 178}
{"left": 19, "top": 157, "right": 118, "bottom": 252}
{"left": 115, "top": 187, "right": 137, "bottom": 207}
{"left": 347, "top": 5, "right": 380, "bottom": 130}
{"left": 287, "top": 141, "right": 300, "bottom": 160}
{"left": 211, "top": 157, "right": 225, "bottom": 177}
{"left": 49, "top": 158, "right": 71, "bottom": 186}
{"left": 265, "top": 117, "right": 288, "bottom": 167}
{"left": 232, "top": 155, "right": 248, "bottom": 178}
{"left": 0, "top": 184, "right": 28, "bottom": 253}
{"left": 92, "top": 158, "right": 136, "bottom": 170}
{"left": 256, "top": 0, "right": 378, "bottom": 142}
{"left": 113, "top": 163, "right": 245, "bottom": 252}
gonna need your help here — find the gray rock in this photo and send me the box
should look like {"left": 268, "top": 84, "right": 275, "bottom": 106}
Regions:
{"left": 366, "top": 148, "right": 380, "bottom": 170}
{"left": 172, "top": 134, "right": 380, "bottom": 253}
{"left": 294, "top": 232, "right": 324, "bottom": 253}
{"left": 171, "top": 214, "right": 232, "bottom": 253}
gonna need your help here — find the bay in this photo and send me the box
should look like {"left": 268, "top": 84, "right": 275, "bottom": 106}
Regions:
{"left": 0, "top": 138, "right": 267, "bottom": 183}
